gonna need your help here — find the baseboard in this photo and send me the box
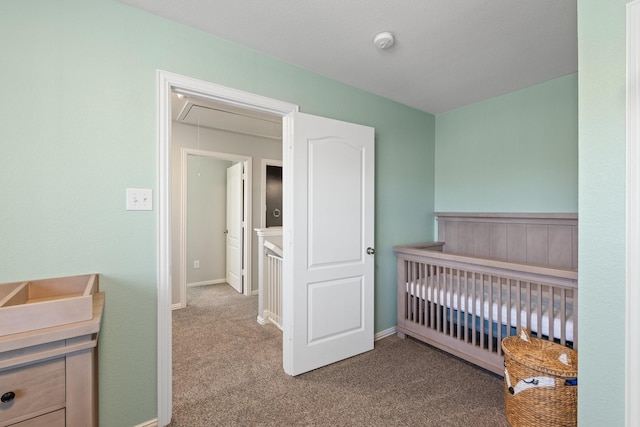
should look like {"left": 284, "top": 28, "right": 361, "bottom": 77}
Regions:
{"left": 251, "top": 289, "right": 259, "bottom": 296}
{"left": 134, "top": 419, "right": 158, "bottom": 427}
{"left": 256, "top": 315, "right": 268, "bottom": 325}
{"left": 171, "top": 302, "right": 182, "bottom": 311}
{"left": 187, "top": 278, "right": 226, "bottom": 287}
{"left": 375, "top": 326, "right": 397, "bottom": 341}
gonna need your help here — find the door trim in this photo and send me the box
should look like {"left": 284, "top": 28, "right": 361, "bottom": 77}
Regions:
{"left": 179, "top": 148, "right": 252, "bottom": 308}
{"left": 626, "top": 2, "right": 640, "bottom": 425}
{"left": 157, "top": 70, "right": 298, "bottom": 426}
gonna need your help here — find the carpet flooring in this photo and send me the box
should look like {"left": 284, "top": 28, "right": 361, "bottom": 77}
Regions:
{"left": 169, "top": 283, "right": 509, "bottom": 426}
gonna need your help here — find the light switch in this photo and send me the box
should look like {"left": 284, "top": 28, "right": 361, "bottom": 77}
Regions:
{"left": 126, "top": 188, "right": 153, "bottom": 211}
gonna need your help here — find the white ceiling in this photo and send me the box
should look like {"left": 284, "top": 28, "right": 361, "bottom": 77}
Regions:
{"left": 122, "top": 0, "right": 577, "bottom": 115}
{"left": 172, "top": 92, "right": 282, "bottom": 139}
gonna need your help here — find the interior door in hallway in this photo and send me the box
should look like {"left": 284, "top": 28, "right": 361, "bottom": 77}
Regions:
{"left": 226, "top": 162, "right": 243, "bottom": 293}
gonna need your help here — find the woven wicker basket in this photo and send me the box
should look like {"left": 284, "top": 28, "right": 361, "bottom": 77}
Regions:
{"left": 502, "top": 328, "right": 578, "bottom": 427}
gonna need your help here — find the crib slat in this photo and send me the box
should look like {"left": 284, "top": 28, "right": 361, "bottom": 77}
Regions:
{"left": 407, "top": 261, "right": 412, "bottom": 322}
{"left": 503, "top": 279, "right": 513, "bottom": 355}
{"left": 480, "top": 274, "right": 486, "bottom": 350}
{"left": 490, "top": 275, "right": 495, "bottom": 353}
{"left": 560, "top": 287, "right": 566, "bottom": 345}
{"left": 536, "top": 283, "right": 543, "bottom": 340}
{"left": 456, "top": 269, "right": 462, "bottom": 340}
{"left": 417, "top": 262, "right": 422, "bottom": 324}
{"left": 496, "top": 277, "right": 503, "bottom": 354}
{"left": 516, "top": 281, "right": 522, "bottom": 333}
{"left": 548, "top": 285, "right": 556, "bottom": 343}
{"left": 526, "top": 282, "right": 532, "bottom": 334}
{"left": 448, "top": 268, "right": 452, "bottom": 337}
{"left": 435, "top": 264, "right": 440, "bottom": 330}
{"left": 411, "top": 261, "right": 416, "bottom": 323}
{"left": 448, "top": 268, "right": 453, "bottom": 336}
{"left": 471, "top": 272, "right": 477, "bottom": 347}
{"left": 422, "top": 262, "right": 428, "bottom": 326}
{"left": 465, "top": 270, "right": 470, "bottom": 343}
{"left": 461, "top": 270, "right": 468, "bottom": 343}
{"left": 430, "top": 264, "right": 436, "bottom": 329}
{"left": 446, "top": 269, "right": 456, "bottom": 338}
{"left": 413, "top": 261, "right": 419, "bottom": 325}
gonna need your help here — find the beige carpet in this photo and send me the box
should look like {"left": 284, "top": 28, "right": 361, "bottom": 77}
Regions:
{"left": 170, "top": 283, "right": 509, "bottom": 426}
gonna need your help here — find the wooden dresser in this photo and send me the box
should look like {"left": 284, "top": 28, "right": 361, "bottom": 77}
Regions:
{"left": 0, "top": 276, "right": 104, "bottom": 427}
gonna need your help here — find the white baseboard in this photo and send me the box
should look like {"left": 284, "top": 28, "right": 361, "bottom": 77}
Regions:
{"left": 251, "top": 289, "right": 259, "bottom": 296}
{"left": 375, "top": 326, "right": 397, "bottom": 341}
{"left": 171, "top": 302, "right": 182, "bottom": 311}
{"left": 256, "top": 315, "right": 268, "bottom": 325}
{"left": 187, "top": 278, "right": 226, "bottom": 287}
{"left": 134, "top": 419, "right": 158, "bottom": 427}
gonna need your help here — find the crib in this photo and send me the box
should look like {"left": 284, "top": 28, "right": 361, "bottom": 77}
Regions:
{"left": 395, "top": 213, "right": 578, "bottom": 376}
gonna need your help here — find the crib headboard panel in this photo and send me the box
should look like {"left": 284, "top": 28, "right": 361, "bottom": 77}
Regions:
{"left": 435, "top": 212, "right": 578, "bottom": 269}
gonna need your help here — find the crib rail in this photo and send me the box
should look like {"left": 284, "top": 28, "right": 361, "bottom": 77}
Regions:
{"left": 395, "top": 245, "right": 578, "bottom": 375}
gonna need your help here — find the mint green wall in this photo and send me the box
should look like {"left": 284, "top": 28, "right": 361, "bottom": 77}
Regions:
{"left": 0, "top": 1, "right": 435, "bottom": 425}
{"left": 578, "top": 0, "right": 630, "bottom": 425}
{"left": 435, "top": 73, "right": 578, "bottom": 213}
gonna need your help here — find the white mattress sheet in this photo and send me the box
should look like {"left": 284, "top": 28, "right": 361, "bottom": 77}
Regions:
{"left": 407, "top": 278, "right": 574, "bottom": 342}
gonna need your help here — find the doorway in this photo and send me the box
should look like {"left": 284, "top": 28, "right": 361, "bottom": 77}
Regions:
{"left": 178, "top": 148, "right": 252, "bottom": 308}
{"left": 158, "top": 71, "right": 375, "bottom": 425}
{"left": 157, "top": 70, "right": 299, "bottom": 426}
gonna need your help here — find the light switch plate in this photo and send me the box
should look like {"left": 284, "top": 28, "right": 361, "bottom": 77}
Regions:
{"left": 126, "top": 188, "right": 153, "bottom": 211}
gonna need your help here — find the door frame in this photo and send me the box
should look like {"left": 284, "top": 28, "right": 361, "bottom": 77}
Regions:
{"left": 157, "top": 70, "right": 298, "bottom": 426}
{"left": 179, "top": 148, "right": 252, "bottom": 309}
{"left": 626, "top": 2, "right": 640, "bottom": 425}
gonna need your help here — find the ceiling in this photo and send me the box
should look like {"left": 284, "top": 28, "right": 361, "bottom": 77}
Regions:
{"left": 172, "top": 92, "right": 282, "bottom": 139}
{"left": 122, "top": 0, "right": 577, "bottom": 115}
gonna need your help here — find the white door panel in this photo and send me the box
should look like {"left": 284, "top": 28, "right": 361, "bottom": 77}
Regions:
{"left": 226, "top": 162, "right": 243, "bottom": 293}
{"left": 308, "top": 137, "right": 363, "bottom": 267}
{"left": 284, "top": 112, "right": 374, "bottom": 376}
{"left": 308, "top": 276, "right": 364, "bottom": 343}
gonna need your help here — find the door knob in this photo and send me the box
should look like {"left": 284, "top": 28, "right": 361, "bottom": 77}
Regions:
{"left": 367, "top": 247, "right": 375, "bottom": 255}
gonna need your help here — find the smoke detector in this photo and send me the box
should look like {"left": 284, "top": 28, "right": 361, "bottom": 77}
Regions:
{"left": 374, "top": 32, "right": 395, "bottom": 50}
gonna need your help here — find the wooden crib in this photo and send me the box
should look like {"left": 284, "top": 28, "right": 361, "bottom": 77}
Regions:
{"left": 395, "top": 213, "right": 578, "bottom": 376}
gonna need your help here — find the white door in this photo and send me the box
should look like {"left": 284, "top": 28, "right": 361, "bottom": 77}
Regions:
{"left": 283, "top": 112, "right": 375, "bottom": 376}
{"left": 226, "top": 162, "right": 243, "bottom": 293}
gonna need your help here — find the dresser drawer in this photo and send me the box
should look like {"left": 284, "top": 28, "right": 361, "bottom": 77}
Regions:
{"left": 7, "top": 409, "right": 65, "bottom": 427}
{"left": 0, "top": 358, "right": 65, "bottom": 425}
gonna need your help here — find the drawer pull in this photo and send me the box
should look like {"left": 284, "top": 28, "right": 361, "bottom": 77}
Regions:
{"left": 1, "top": 391, "right": 15, "bottom": 403}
